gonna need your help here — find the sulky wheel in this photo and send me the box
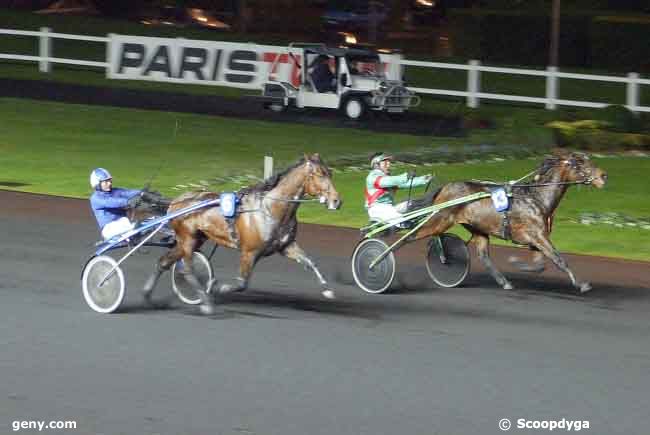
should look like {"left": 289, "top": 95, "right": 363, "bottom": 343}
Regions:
{"left": 351, "top": 238, "right": 396, "bottom": 294}
{"left": 171, "top": 251, "right": 214, "bottom": 305}
{"left": 425, "top": 233, "right": 470, "bottom": 288}
{"left": 81, "top": 255, "right": 126, "bottom": 313}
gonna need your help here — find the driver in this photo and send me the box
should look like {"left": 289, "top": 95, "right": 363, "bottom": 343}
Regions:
{"left": 365, "top": 153, "right": 432, "bottom": 226}
{"left": 310, "top": 55, "right": 336, "bottom": 93}
{"left": 89, "top": 168, "right": 145, "bottom": 240}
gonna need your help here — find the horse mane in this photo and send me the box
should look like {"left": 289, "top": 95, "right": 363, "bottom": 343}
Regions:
{"left": 170, "top": 190, "right": 217, "bottom": 207}
{"left": 170, "top": 155, "right": 331, "bottom": 206}
{"left": 238, "top": 155, "right": 331, "bottom": 197}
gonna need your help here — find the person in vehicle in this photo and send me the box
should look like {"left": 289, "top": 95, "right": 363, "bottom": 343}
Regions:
{"left": 365, "top": 153, "right": 432, "bottom": 225}
{"left": 310, "top": 55, "right": 337, "bottom": 93}
{"left": 89, "top": 168, "right": 146, "bottom": 240}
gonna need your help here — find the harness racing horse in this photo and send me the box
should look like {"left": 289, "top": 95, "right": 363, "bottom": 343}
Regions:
{"left": 409, "top": 150, "right": 607, "bottom": 293}
{"left": 142, "top": 154, "right": 342, "bottom": 314}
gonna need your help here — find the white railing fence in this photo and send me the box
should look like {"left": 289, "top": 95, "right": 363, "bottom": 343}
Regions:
{"left": 403, "top": 59, "right": 650, "bottom": 113}
{"left": 0, "top": 27, "right": 108, "bottom": 72}
{"left": 1, "top": 26, "right": 649, "bottom": 113}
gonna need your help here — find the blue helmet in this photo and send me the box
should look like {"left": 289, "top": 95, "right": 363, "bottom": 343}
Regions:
{"left": 90, "top": 168, "right": 112, "bottom": 190}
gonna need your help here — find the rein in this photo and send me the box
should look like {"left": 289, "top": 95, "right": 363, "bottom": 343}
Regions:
{"left": 512, "top": 179, "right": 593, "bottom": 188}
{"left": 262, "top": 196, "right": 322, "bottom": 203}
{"left": 473, "top": 159, "right": 595, "bottom": 189}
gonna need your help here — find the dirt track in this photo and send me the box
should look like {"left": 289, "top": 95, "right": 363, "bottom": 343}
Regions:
{"left": 1, "top": 189, "right": 650, "bottom": 435}
{"left": 4, "top": 189, "right": 648, "bottom": 290}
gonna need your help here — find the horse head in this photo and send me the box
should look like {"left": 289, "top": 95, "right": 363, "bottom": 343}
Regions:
{"left": 536, "top": 150, "right": 608, "bottom": 188}
{"left": 302, "top": 153, "right": 342, "bottom": 210}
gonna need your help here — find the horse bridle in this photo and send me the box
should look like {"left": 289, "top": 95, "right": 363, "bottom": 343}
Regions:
{"left": 513, "top": 156, "right": 595, "bottom": 188}
{"left": 262, "top": 161, "right": 333, "bottom": 204}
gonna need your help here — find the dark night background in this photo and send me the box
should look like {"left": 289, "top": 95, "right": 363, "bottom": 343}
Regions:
{"left": 1, "top": 1, "right": 650, "bottom": 71}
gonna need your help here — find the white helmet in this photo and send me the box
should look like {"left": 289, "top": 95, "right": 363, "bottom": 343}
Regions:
{"left": 370, "top": 153, "right": 393, "bottom": 169}
{"left": 90, "top": 168, "right": 112, "bottom": 190}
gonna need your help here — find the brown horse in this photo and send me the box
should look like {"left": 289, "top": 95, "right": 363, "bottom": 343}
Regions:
{"left": 409, "top": 150, "right": 608, "bottom": 292}
{"left": 142, "top": 154, "right": 341, "bottom": 314}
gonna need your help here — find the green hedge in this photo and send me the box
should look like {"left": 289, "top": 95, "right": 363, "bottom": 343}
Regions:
{"left": 547, "top": 106, "right": 650, "bottom": 150}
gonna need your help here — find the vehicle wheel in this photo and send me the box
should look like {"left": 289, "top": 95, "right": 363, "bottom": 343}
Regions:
{"left": 351, "top": 238, "right": 396, "bottom": 294}
{"left": 171, "top": 251, "right": 213, "bottom": 305}
{"left": 425, "top": 233, "right": 470, "bottom": 288}
{"left": 343, "top": 97, "right": 366, "bottom": 120}
{"left": 82, "top": 255, "right": 126, "bottom": 313}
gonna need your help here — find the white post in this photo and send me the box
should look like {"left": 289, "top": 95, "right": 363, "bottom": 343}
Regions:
{"left": 546, "top": 66, "right": 558, "bottom": 110}
{"left": 39, "top": 27, "right": 51, "bottom": 73}
{"left": 626, "top": 72, "right": 640, "bottom": 113}
{"left": 467, "top": 60, "right": 480, "bottom": 108}
{"left": 264, "top": 156, "right": 273, "bottom": 180}
{"left": 106, "top": 33, "right": 113, "bottom": 78}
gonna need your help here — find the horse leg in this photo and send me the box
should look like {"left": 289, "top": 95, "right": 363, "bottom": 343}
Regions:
{"left": 282, "top": 242, "right": 335, "bottom": 299}
{"left": 508, "top": 248, "right": 546, "bottom": 273}
{"left": 165, "top": 235, "right": 217, "bottom": 314}
{"left": 470, "top": 233, "right": 513, "bottom": 290}
{"left": 411, "top": 209, "right": 456, "bottom": 242}
{"left": 217, "top": 250, "right": 257, "bottom": 294}
{"left": 142, "top": 244, "right": 183, "bottom": 302}
{"left": 530, "top": 235, "right": 591, "bottom": 293}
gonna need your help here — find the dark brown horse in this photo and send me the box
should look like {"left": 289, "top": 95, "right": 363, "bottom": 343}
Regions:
{"left": 409, "top": 150, "right": 608, "bottom": 292}
{"left": 142, "top": 154, "right": 341, "bottom": 314}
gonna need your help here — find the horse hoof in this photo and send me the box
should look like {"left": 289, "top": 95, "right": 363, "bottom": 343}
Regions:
{"left": 503, "top": 282, "right": 513, "bottom": 290}
{"left": 218, "top": 284, "right": 234, "bottom": 294}
{"left": 219, "top": 282, "right": 245, "bottom": 294}
{"left": 142, "top": 290, "right": 153, "bottom": 304}
{"left": 142, "top": 282, "right": 155, "bottom": 294}
{"left": 579, "top": 282, "right": 592, "bottom": 293}
{"left": 199, "top": 303, "right": 217, "bottom": 316}
{"left": 322, "top": 289, "right": 336, "bottom": 300}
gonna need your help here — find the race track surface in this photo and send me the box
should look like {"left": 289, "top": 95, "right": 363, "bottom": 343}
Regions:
{"left": 1, "top": 190, "right": 649, "bottom": 435}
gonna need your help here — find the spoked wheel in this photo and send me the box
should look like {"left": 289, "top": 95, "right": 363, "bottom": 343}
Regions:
{"left": 425, "top": 233, "right": 470, "bottom": 288}
{"left": 81, "top": 255, "right": 126, "bottom": 313}
{"left": 171, "top": 251, "right": 213, "bottom": 305}
{"left": 351, "top": 238, "right": 396, "bottom": 294}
